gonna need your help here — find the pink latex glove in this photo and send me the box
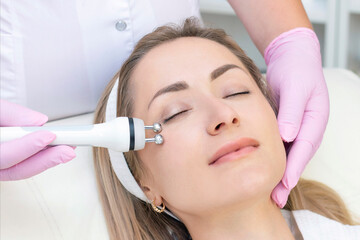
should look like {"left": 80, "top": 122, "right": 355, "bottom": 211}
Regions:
{"left": 265, "top": 28, "right": 330, "bottom": 207}
{"left": 0, "top": 100, "right": 76, "bottom": 180}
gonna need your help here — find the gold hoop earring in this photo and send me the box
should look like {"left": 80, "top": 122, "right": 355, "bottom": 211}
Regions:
{"left": 151, "top": 200, "right": 165, "bottom": 213}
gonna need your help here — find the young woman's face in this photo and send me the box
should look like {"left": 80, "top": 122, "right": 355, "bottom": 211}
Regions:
{"left": 131, "top": 37, "right": 286, "bottom": 218}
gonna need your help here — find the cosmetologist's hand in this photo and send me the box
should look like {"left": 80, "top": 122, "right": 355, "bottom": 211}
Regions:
{"left": 264, "top": 28, "right": 330, "bottom": 207}
{"left": 0, "top": 99, "right": 76, "bottom": 181}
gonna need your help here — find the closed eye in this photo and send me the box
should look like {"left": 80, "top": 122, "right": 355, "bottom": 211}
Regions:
{"left": 162, "top": 91, "right": 249, "bottom": 124}
{"left": 163, "top": 109, "right": 189, "bottom": 124}
{"left": 225, "top": 91, "right": 250, "bottom": 98}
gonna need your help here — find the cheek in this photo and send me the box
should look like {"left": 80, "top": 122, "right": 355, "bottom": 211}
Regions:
{"left": 139, "top": 126, "right": 205, "bottom": 203}
{"left": 255, "top": 98, "right": 287, "bottom": 181}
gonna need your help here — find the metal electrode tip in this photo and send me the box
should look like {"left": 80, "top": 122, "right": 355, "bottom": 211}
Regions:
{"left": 153, "top": 123, "right": 162, "bottom": 133}
{"left": 145, "top": 122, "right": 162, "bottom": 133}
{"left": 154, "top": 134, "right": 163, "bottom": 144}
{"left": 145, "top": 134, "right": 163, "bottom": 145}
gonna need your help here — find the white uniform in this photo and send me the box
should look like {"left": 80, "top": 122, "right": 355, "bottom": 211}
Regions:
{"left": 0, "top": 0, "right": 201, "bottom": 120}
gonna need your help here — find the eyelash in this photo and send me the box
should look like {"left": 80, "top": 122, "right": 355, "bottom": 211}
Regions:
{"left": 224, "top": 90, "right": 250, "bottom": 98}
{"left": 163, "top": 109, "right": 189, "bottom": 123}
{"left": 163, "top": 91, "right": 250, "bottom": 124}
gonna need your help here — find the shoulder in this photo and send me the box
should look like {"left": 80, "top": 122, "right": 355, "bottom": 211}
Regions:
{"left": 291, "top": 209, "right": 360, "bottom": 240}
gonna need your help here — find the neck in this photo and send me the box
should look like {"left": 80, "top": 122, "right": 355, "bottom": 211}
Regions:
{"left": 183, "top": 198, "right": 295, "bottom": 240}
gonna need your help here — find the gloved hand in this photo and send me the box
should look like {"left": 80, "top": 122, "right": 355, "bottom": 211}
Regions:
{"left": 0, "top": 100, "right": 76, "bottom": 181}
{"left": 264, "top": 28, "right": 330, "bottom": 207}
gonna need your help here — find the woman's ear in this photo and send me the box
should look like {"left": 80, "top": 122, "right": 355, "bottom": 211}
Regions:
{"left": 140, "top": 182, "right": 162, "bottom": 206}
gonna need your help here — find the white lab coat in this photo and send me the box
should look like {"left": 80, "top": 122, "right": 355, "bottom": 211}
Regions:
{"left": 0, "top": 0, "right": 201, "bottom": 120}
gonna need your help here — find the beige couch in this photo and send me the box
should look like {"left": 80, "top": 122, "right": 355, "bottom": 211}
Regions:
{"left": 1, "top": 68, "right": 359, "bottom": 239}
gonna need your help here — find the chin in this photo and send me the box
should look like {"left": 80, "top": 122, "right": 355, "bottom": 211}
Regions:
{"left": 216, "top": 166, "right": 278, "bottom": 205}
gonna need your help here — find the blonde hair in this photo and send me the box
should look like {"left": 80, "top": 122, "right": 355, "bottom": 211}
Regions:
{"left": 93, "top": 18, "right": 358, "bottom": 240}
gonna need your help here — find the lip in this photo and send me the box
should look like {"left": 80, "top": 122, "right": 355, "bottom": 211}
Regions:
{"left": 209, "top": 137, "right": 260, "bottom": 166}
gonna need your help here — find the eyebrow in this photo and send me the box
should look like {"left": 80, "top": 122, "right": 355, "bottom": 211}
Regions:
{"left": 147, "top": 64, "right": 245, "bottom": 109}
{"left": 210, "top": 64, "right": 244, "bottom": 81}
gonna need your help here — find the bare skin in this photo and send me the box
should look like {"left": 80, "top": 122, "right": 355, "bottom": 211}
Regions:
{"left": 132, "top": 37, "right": 297, "bottom": 239}
{"left": 228, "top": 0, "right": 312, "bottom": 54}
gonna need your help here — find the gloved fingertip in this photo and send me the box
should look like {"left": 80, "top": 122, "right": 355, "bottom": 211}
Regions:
{"left": 36, "top": 131, "right": 57, "bottom": 146}
{"left": 27, "top": 111, "right": 48, "bottom": 126}
{"left": 61, "top": 147, "right": 77, "bottom": 163}
{"left": 279, "top": 200, "right": 286, "bottom": 208}
{"left": 273, "top": 195, "right": 287, "bottom": 208}
{"left": 279, "top": 125, "right": 298, "bottom": 142}
{"left": 274, "top": 197, "right": 286, "bottom": 208}
{"left": 272, "top": 184, "right": 290, "bottom": 208}
{"left": 38, "top": 114, "right": 49, "bottom": 126}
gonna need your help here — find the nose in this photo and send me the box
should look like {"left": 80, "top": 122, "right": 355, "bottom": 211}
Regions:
{"left": 206, "top": 100, "right": 240, "bottom": 136}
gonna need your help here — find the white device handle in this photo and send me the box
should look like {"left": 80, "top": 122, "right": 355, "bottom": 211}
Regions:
{"left": 0, "top": 117, "right": 146, "bottom": 152}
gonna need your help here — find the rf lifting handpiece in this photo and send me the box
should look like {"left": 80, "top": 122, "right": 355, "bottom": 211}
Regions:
{"left": 0, "top": 117, "right": 163, "bottom": 152}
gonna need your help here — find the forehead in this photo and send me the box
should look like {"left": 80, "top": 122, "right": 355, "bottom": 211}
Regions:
{"left": 133, "top": 37, "right": 245, "bottom": 83}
